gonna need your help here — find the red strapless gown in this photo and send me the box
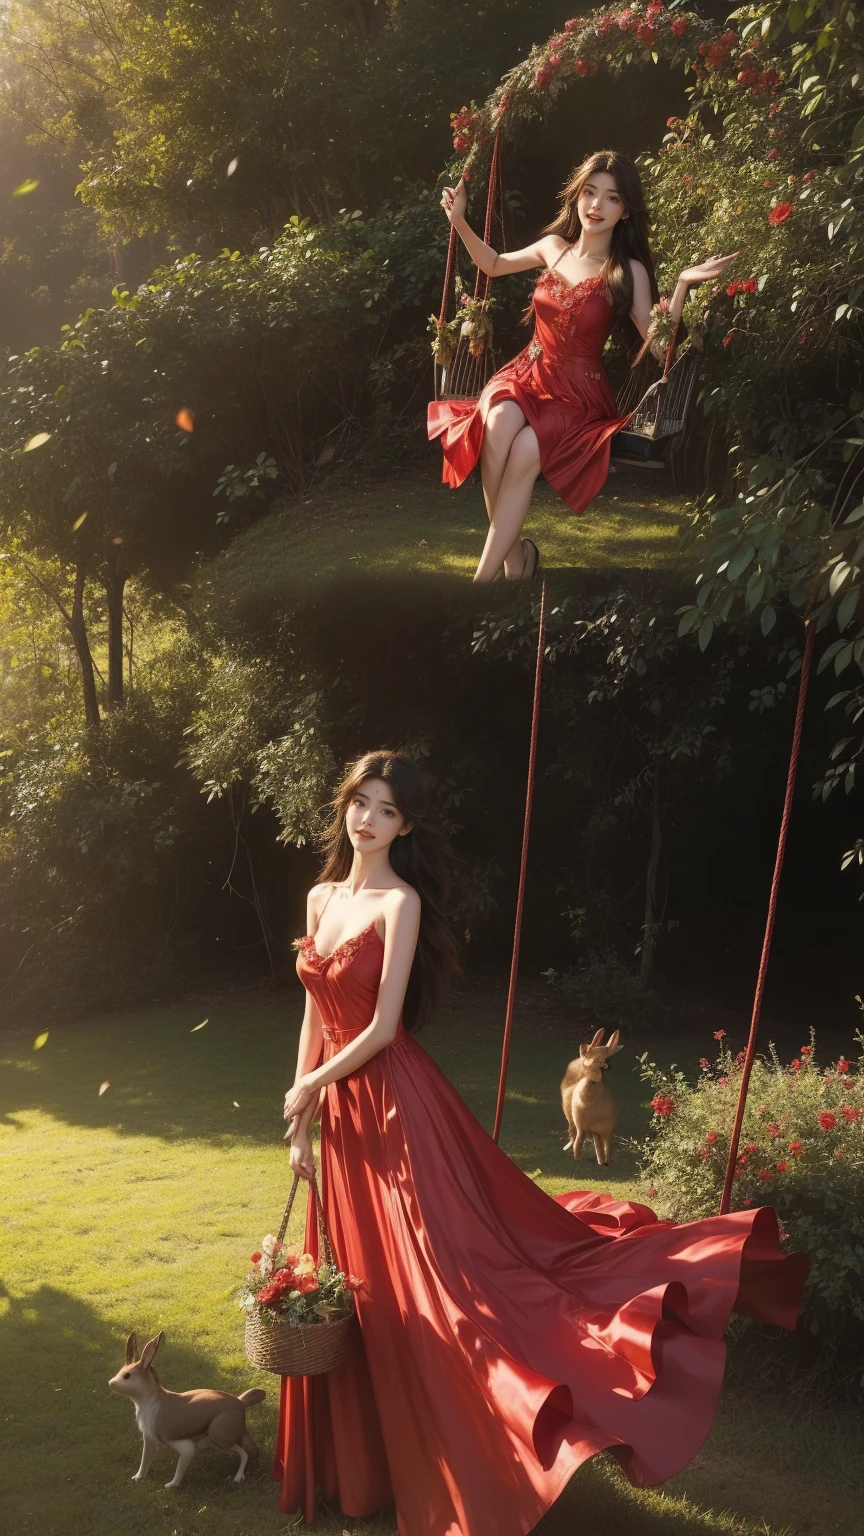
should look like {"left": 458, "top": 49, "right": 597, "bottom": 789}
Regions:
{"left": 273, "top": 925, "right": 808, "bottom": 1534}
{"left": 427, "top": 271, "right": 631, "bottom": 515}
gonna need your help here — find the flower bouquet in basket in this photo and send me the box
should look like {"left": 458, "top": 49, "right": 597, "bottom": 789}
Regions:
{"left": 239, "top": 1176, "right": 364, "bottom": 1376}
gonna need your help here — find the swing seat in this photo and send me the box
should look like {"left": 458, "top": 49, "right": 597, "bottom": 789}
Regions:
{"left": 610, "top": 428, "right": 668, "bottom": 469}
{"left": 611, "top": 350, "right": 701, "bottom": 469}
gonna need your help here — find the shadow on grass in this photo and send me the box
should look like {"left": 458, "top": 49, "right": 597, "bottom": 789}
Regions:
{"left": 0, "top": 1281, "right": 285, "bottom": 1533}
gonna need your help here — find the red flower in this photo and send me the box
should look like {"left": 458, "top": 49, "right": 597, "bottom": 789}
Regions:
{"left": 651, "top": 1095, "right": 674, "bottom": 1117}
{"left": 598, "top": 14, "right": 614, "bottom": 33}
{"left": 726, "top": 281, "right": 739, "bottom": 296}
{"left": 818, "top": 1111, "right": 837, "bottom": 1131}
{"left": 637, "top": 22, "right": 657, "bottom": 44}
{"left": 768, "top": 202, "right": 793, "bottom": 227}
{"left": 250, "top": 1251, "right": 262, "bottom": 1264}
{"left": 763, "top": 178, "right": 774, "bottom": 188}
{"left": 836, "top": 1147, "right": 845, "bottom": 1160}
{"left": 800, "top": 1045, "right": 812, "bottom": 1057}
{"left": 738, "top": 1153, "right": 749, "bottom": 1166}
{"left": 618, "top": 9, "right": 636, "bottom": 31}
{"left": 767, "top": 1122, "right": 781, "bottom": 1139}
{"left": 713, "top": 1030, "right": 726, "bottom": 1040}
{"left": 699, "top": 1057, "right": 711, "bottom": 1070}
{"left": 745, "top": 1142, "right": 758, "bottom": 1153}
{"left": 344, "top": 1274, "right": 366, "bottom": 1292}
{"left": 298, "top": 1273, "right": 318, "bottom": 1294}
{"left": 564, "top": 17, "right": 582, "bottom": 32}
{"left": 788, "top": 1140, "right": 802, "bottom": 1156}
{"left": 798, "top": 331, "right": 807, "bottom": 344}
{"left": 841, "top": 1106, "right": 859, "bottom": 1122}
{"left": 718, "top": 1076, "right": 730, "bottom": 1086}
{"left": 699, "top": 1148, "right": 710, "bottom": 1161}
{"left": 575, "top": 58, "right": 598, "bottom": 76}
{"left": 775, "top": 1160, "right": 788, "bottom": 1173}
{"left": 837, "top": 1058, "right": 850, "bottom": 1074}
{"left": 767, "top": 148, "right": 778, "bottom": 162}
{"left": 736, "top": 1051, "right": 747, "bottom": 1064}
{"left": 706, "top": 1131, "right": 718, "bottom": 1144}
{"left": 737, "top": 68, "right": 759, "bottom": 87}
{"left": 671, "top": 17, "right": 687, "bottom": 36}
{"left": 743, "top": 278, "right": 757, "bottom": 294}
{"left": 790, "top": 1059, "right": 801, "bottom": 1073}
{"left": 759, "top": 69, "right": 781, "bottom": 91}
{"left": 758, "top": 1168, "right": 774, "bottom": 1182}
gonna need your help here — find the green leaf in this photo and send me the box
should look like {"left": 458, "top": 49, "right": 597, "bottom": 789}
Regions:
{"left": 12, "top": 178, "right": 40, "bottom": 198}
{"left": 698, "top": 617, "right": 714, "bottom": 652}
{"left": 853, "top": 117, "right": 864, "bottom": 151}
{"left": 760, "top": 605, "right": 777, "bottom": 636}
{"left": 745, "top": 569, "right": 766, "bottom": 613}
{"left": 836, "top": 588, "right": 859, "bottom": 631}
{"left": 677, "top": 607, "right": 700, "bottom": 637}
{"left": 830, "top": 561, "right": 851, "bottom": 596}
{"left": 727, "top": 543, "right": 756, "bottom": 582}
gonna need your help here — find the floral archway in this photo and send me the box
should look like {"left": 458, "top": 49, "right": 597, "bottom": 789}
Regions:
{"left": 446, "top": 4, "right": 781, "bottom": 182}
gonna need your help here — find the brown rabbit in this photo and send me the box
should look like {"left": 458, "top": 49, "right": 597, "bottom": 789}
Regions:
{"left": 109, "top": 1331, "right": 266, "bottom": 1489}
{"left": 560, "top": 1028, "right": 623, "bottom": 1165}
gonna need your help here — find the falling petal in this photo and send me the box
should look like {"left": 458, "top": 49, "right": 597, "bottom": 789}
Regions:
{"left": 175, "top": 408, "right": 195, "bottom": 433}
{"left": 227, "top": 158, "right": 239, "bottom": 177}
{"left": 191, "top": 1019, "right": 209, "bottom": 1032}
{"left": 98, "top": 1081, "right": 110, "bottom": 1096}
{"left": 13, "top": 178, "right": 40, "bottom": 198}
{"left": 24, "top": 432, "right": 51, "bottom": 451}
{"left": 111, "top": 536, "right": 123, "bottom": 545}
{"left": 233, "top": 1101, "right": 240, "bottom": 1108}
{"left": 33, "top": 1032, "right": 49, "bottom": 1051}
{"left": 72, "top": 512, "right": 88, "bottom": 531}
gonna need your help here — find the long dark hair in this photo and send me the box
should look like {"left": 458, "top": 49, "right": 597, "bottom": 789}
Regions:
{"left": 544, "top": 150, "right": 659, "bottom": 319}
{"left": 316, "top": 750, "right": 459, "bottom": 1032}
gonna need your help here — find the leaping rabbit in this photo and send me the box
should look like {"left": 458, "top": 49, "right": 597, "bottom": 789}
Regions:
{"left": 560, "top": 1028, "right": 623, "bottom": 1165}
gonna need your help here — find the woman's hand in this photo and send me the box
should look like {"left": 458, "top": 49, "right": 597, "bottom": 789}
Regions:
{"left": 283, "top": 1076, "right": 317, "bottom": 1133}
{"left": 289, "top": 1132, "right": 316, "bottom": 1182}
{"left": 440, "top": 179, "right": 467, "bottom": 225}
{"left": 678, "top": 252, "right": 740, "bottom": 286}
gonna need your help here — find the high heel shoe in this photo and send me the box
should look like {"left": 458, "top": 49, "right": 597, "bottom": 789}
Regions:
{"left": 520, "top": 538, "right": 540, "bottom": 582}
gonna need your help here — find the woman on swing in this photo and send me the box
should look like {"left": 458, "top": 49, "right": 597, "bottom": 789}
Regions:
{"left": 428, "top": 150, "right": 737, "bottom": 582}
{"left": 276, "top": 748, "right": 806, "bottom": 1534}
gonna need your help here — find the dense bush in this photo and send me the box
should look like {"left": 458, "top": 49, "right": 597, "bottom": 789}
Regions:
{"left": 637, "top": 1027, "right": 864, "bottom": 1340}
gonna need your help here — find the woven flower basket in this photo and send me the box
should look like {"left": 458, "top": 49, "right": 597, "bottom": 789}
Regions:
{"left": 245, "top": 1308, "right": 355, "bottom": 1375}
{"left": 244, "top": 1173, "right": 357, "bottom": 1377}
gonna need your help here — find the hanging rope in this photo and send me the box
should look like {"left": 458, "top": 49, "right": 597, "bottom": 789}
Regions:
{"left": 718, "top": 613, "right": 818, "bottom": 1215}
{"left": 492, "top": 580, "right": 548, "bottom": 1144}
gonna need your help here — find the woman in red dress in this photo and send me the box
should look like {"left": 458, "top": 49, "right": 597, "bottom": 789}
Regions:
{"left": 427, "top": 150, "right": 737, "bottom": 582}
{"left": 276, "top": 749, "right": 807, "bottom": 1534}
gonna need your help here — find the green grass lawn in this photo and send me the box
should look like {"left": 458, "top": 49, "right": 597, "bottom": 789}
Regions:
{"left": 2, "top": 989, "right": 861, "bottom": 1536}
{"left": 206, "top": 462, "right": 690, "bottom": 608}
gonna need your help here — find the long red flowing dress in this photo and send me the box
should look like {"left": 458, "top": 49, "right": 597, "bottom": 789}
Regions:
{"left": 273, "top": 923, "right": 808, "bottom": 1533}
{"left": 427, "top": 268, "right": 631, "bottom": 514}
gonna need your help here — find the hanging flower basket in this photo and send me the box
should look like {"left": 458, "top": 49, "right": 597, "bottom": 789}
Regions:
{"left": 238, "top": 1174, "right": 363, "bottom": 1376}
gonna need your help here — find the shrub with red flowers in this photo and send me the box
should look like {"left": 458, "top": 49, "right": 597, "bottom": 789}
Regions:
{"left": 237, "top": 1233, "right": 363, "bottom": 1330}
{"left": 637, "top": 1029, "right": 864, "bottom": 1339}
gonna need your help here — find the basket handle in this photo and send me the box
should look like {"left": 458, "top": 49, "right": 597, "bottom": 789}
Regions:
{"left": 276, "top": 1173, "right": 335, "bottom": 1269}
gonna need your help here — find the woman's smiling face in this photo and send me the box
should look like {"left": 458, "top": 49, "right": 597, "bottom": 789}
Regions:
{"left": 576, "top": 171, "right": 627, "bottom": 234}
{"left": 345, "top": 776, "right": 411, "bottom": 855}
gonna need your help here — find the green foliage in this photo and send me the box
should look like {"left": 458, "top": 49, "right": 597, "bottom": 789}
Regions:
{"left": 637, "top": 1028, "right": 864, "bottom": 1340}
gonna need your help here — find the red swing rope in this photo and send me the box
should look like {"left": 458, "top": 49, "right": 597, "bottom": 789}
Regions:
{"left": 492, "top": 580, "right": 548, "bottom": 1144}
{"left": 718, "top": 612, "right": 817, "bottom": 1214}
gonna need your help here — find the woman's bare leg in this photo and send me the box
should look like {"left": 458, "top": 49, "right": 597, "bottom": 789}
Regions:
{"left": 480, "top": 401, "right": 532, "bottom": 580}
{"left": 474, "top": 425, "right": 541, "bottom": 584}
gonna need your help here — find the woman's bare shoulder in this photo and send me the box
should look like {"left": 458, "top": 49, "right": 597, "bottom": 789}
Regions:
{"left": 382, "top": 884, "right": 421, "bottom": 916}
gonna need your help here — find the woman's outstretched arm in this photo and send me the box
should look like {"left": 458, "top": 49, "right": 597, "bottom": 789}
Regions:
{"left": 283, "top": 886, "right": 421, "bottom": 1128}
{"left": 441, "top": 177, "right": 559, "bottom": 277}
{"left": 628, "top": 253, "right": 740, "bottom": 342}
